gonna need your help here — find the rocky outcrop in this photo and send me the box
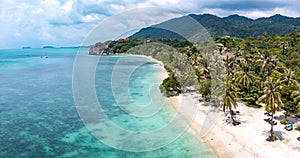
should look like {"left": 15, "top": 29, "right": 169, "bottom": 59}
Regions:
{"left": 89, "top": 42, "right": 115, "bottom": 55}
{"left": 89, "top": 42, "right": 108, "bottom": 55}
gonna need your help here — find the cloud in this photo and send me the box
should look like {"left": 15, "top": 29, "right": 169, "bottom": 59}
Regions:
{"left": 200, "top": 0, "right": 286, "bottom": 10}
{"left": 191, "top": 0, "right": 300, "bottom": 19}
{"left": 136, "top": 0, "right": 300, "bottom": 19}
{"left": 81, "top": 14, "right": 103, "bottom": 23}
{"left": 0, "top": 0, "right": 300, "bottom": 49}
{"left": 82, "top": 7, "right": 183, "bottom": 46}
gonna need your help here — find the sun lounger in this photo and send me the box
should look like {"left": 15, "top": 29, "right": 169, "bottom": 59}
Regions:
{"left": 285, "top": 124, "right": 293, "bottom": 131}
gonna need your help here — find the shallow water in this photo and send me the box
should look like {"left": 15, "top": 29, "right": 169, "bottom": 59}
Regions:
{"left": 0, "top": 48, "right": 217, "bottom": 157}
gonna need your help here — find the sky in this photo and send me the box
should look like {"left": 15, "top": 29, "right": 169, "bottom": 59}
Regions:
{"left": 1, "top": 0, "right": 300, "bottom": 49}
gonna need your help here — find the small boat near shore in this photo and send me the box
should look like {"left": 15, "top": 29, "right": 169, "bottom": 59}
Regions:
{"left": 41, "top": 53, "right": 48, "bottom": 58}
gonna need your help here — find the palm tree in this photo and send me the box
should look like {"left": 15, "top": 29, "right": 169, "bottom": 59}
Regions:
{"left": 256, "top": 77, "right": 284, "bottom": 141}
{"left": 236, "top": 71, "right": 255, "bottom": 93}
{"left": 223, "top": 79, "right": 239, "bottom": 124}
{"left": 198, "top": 57, "right": 210, "bottom": 80}
{"left": 281, "top": 68, "right": 298, "bottom": 86}
{"left": 291, "top": 88, "right": 300, "bottom": 112}
{"left": 193, "top": 54, "right": 213, "bottom": 101}
{"left": 277, "top": 65, "right": 299, "bottom": 118}
{"left": 256, "top": 52, "right": 278, "bottom": 90}
{"left": 258, "top": 52, "right": 277, "bottom": 74}
{"left": 235, "top": 60, "right": 256, "bottom": 93}
{"left": 281, "top": 41, "right": 288, "bottom": 54}
{"left": 211, "top": 43, "right": 239, "bottom": 124}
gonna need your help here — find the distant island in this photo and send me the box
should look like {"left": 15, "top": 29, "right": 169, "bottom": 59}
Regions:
{"left": 43, "top": 46, "right": 55, "bottom": 48}
{"left": 22, "top": 46, "right": 32, "bottom": 49}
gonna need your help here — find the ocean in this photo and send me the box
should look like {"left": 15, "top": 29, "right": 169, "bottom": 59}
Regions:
{"left": 0, "top": 48, "right": 217, "bottom": 157}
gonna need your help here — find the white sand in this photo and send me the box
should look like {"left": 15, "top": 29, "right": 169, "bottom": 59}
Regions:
{"left": 124, "top": 54, "right": 300, "bottom": 157}
{"left": 169, "top": 92, "right": 300, "bottom": 158}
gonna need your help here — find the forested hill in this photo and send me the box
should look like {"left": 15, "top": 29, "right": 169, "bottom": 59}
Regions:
{"left": 130, "top": 14, "right": 300, "bottom": 39}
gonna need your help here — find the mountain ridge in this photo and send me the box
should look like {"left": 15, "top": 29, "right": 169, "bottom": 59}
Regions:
{"left": 130, "top": 14, "right": 300, "bottom": 39}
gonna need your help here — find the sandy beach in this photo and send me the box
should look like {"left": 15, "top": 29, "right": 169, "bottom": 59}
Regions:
{"left": 168, "top": 92, "right": 300, "bottom": 158}
{"left": 131, "top": 54, "right": 300, "bottom": 157}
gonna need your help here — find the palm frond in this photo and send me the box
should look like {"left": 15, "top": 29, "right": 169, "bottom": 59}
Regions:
{"left": 256, "top": 94, "right": 267, "bottom": 104}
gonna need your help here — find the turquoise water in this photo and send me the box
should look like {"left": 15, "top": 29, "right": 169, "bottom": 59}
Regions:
{"left": 0, "top": 48, "right": 217, "bottom": 157}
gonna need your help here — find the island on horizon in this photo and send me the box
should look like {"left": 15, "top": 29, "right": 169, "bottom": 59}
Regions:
{"left": 22, "top": 46, "right": 32, "bottom": 49}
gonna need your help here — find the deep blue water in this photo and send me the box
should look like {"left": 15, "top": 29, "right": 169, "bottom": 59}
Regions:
{"left": 0, "top": 48, "right": 217, "bottom": 157}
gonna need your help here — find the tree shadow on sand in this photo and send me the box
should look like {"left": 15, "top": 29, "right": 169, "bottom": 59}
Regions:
{"left": 274, "top": 115, "right": 300, "bottom": 124}
{"left": 262, "top": 130, "right": 285, "bottom": 141}
{"left": 223, "top": 111, "right": 244, "bottom": 126}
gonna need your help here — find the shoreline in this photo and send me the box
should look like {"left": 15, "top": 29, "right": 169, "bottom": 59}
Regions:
{"left": 167, "top": 93, "right": 235, "bottom": 157}
{"left": 107, "top": 53, "right": 300, "bottom": 157}
{"left": 168, "top": 92, "right": 300, "bottom": 158}
{"left": 120, "top": 53, "right": 238, "bottom": 157}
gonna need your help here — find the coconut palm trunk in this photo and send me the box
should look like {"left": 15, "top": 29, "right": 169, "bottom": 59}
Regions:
{"left": 223, "top": 86, "right": 238, "bottom": 124}
{"left": 257, "top": 77, "right": 284, "bottom": 141}
{"left": 230, "top": 110, "right": 236, "bottom": 123}
{"left": 270, "top": 114, "right": 274, "bottom": 137}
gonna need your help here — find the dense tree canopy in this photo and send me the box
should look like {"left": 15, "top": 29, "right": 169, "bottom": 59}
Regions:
{"left": 90, "top": 30, "right": 300, "bottom": 116}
